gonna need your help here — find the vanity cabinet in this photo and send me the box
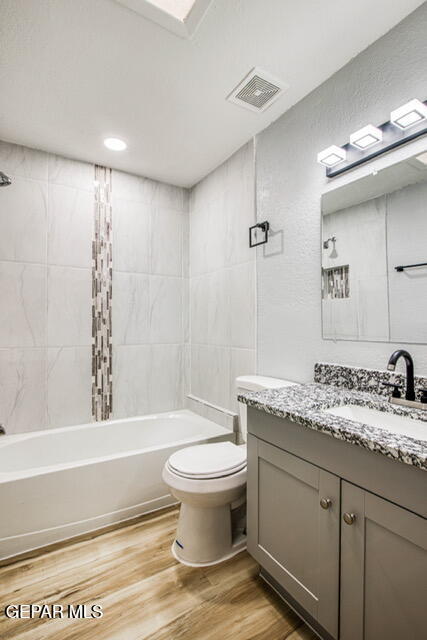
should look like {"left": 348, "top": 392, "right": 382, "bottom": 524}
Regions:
{"left": 247, "top": 437, "right": 340, "bottom": 639}
{"left": 247, "top": 419, "right": 427, "bottom": 640}
{"left": 340, "top": 481, "right": 427, "bottom": 640}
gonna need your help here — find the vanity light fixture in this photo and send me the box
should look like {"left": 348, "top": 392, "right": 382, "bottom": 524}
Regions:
{"left": 349, "top": 124, "right": 382, "bottom": 150}
{"left": 104, "top": 137, "right": 127, "bottom": 151}
{"left": 318, "top": 97, "right": 427, "bottom": 178}
{"left": 317, "top": 145, "right": 346, "bottom": 168}
{"left": 390, "top": 99, "right": 427, "bottom": 130}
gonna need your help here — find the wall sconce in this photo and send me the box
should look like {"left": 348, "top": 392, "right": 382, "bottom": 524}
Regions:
{"left": 317, "top": 97, "right": 427, "bottom": 178}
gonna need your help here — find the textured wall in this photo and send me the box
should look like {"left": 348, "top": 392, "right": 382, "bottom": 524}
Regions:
{"left": 0, "top": 140, "right": 188, "bottom": 434}
{"left": 255, "top": 4, "right": 427, "bottom": 382}
{"left": 189, "top": 142, "right": 256, "bottom": 413}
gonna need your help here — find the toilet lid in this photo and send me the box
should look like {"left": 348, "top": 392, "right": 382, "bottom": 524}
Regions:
{"left": 167, "top": 442, "right": 247, "bottom": 479}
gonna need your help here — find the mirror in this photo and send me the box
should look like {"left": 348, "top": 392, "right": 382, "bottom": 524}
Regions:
{"left": 321, "top": 146, "right": 427, "bottom": 343}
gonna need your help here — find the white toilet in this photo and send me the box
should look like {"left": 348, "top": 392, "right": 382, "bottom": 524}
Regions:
{"left": 162, "top": 375, "right": 296, "bottom": 566}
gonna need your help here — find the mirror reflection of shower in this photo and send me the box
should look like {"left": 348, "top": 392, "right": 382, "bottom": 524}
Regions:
{"left": 323, "top": 235, "right": 337, "bottom": 258}
{"left": 0, "top": 171, "right": 12, "bottom": 187}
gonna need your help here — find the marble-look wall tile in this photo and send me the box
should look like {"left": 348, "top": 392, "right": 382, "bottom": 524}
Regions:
{"left": 150, "top": 207, "right": 183, "bottom": 276}
{"left": 48, "top": 184, "right": 93, "bottom": 268}
{"left": 47, "top": 266, "right": 91, "bottom": 346}
{"left": 48, "top": 154, "right": 93, "bottom": 191}
{"left": 182, "top": 278, "right": 190, "bottom": 345}
{"left": 112, "top": 170, "right": 155, "bottom": 203}
{"left": 113, "top": 272, "right": 150, "bottom": 345}
{"left": 190, "top": 275, "right": 209, "bottom": 345}
{"left": 113, "top": 344, "right": 151, "bottom": 418}
{"left": 225, "top": 177, "right": 255, "bottom": 267}
{"left": 190, "top": 344, "right": 230, "bottom": 409}
{"left": 229, "top": 261, "right": 256, "bottom": 349}
{"left": 149, "top": 344, "right": 183, "bottom": 412}
{"left": 0, "top": 262, "right": 46, "bottom": 347}
{"left": 230, "top": 347, "right": 256, "bottom": 411}
{"left": 0, "top": 177, "right": 47, "bottom": 263}
{"left": 47, "top": 347, "right": 92, "bottom": 428}
{"left": 206, "top": 269, "right": 230, "bottom": 346}
{"left": 149, "top": 276, "right": 183, "bottom": 344}
{"left": 152, "top": 181, "right": 188, "bottom": 212}
{"left": 0, "top": 348, "right": 47, "bottom": 434}
{"left": 0, "top": 141, "right": 48, "bottom": 181}
{"left": 113, "top": 196, "right": 150, "bottom": 274}
{"left": 189, "top": 141, "right": 256, "bottom": 412}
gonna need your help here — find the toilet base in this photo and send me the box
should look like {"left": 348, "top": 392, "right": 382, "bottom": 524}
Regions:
{"left": 171, "top": 536, "right": 246, "bottom": 567}
{"left": 171, "top": 501, "right": 246, "bottom": 566}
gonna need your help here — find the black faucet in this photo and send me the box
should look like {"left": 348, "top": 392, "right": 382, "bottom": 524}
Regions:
{"left": 387, "top": 349, "right": 415, "bottom": 402}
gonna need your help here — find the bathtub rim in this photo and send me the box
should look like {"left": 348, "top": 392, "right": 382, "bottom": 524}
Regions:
{"left": 0, "top": 409, "right": 234, "bottom": 483}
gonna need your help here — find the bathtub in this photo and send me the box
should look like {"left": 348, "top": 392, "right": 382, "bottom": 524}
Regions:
{"left": 0, "top": 409, "right": 234, "bottom": 561}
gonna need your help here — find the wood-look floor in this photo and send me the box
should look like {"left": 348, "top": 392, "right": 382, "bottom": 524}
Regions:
{"left": 0, "top": 507, "right": 314, "bottom": 640}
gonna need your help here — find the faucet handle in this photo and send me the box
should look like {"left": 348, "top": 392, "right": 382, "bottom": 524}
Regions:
{"left": 419, "top": 389, "right": 427, "bottom": 404}
{"left": 382, "top": 382, "right": 402, "bottom": 398}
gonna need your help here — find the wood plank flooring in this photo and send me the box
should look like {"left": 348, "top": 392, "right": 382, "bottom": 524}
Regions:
{"left": 0, "top": 506, "right": 313, "bottom": 640}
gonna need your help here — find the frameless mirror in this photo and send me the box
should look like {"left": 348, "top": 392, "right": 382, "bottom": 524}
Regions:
{"left": 321, "top": 146, "right": 427, "bottom": 343}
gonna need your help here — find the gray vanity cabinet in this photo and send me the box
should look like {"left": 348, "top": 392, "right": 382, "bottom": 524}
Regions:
{"left": 247, "top": 435, "right": 340, "bottom": 639}
{"left": 340, "top": 481, "right": 427, "bottom": 640}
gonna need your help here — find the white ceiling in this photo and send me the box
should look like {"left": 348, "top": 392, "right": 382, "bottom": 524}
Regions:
{"left": 0, "top": 0, "right": 423, "bottom": 187}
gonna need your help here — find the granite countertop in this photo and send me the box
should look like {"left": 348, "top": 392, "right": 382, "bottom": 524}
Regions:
{"left": 238, "top": 383, "right": 427, "bottom": 471}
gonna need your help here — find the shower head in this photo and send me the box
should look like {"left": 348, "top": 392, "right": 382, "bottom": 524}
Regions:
{"left": 0, "top": 171, "right": 12, "bottom": 187}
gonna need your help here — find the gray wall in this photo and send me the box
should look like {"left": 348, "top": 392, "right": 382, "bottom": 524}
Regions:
{"left": 0, "top": 140, "right": 188, "bottom": 434}
{"left": 189, "top": 142, "right": 256, "bottom": 413}
{"left": 255, "top": 3, "right": 427, "bottom": 382}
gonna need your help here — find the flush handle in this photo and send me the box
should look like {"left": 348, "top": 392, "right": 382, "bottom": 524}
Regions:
{"left": 320, "top": 497, "right": 332, "bottom": 510}
{"left": 343, "top": 512, "right": 356, "bottom": 525}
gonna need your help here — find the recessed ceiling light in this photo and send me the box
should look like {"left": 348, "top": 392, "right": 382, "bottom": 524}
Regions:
{"left": 349, "top": 124, "right": 382, "bottom": 150}
{"left": 104, "top": 137, "right": 127, "bottom": 151}
{"left": 317, "top": 145, "right": 346, "bottom": 168}
{"left": 390, "top": 99, "right": 427, "bottom": 130}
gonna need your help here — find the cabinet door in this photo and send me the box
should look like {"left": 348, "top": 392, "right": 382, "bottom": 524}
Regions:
{"left": 247, "top": 435, "right": 340, "bottom": 638}
{"left": 341, "top": 481, "right": 427, "bottom": 640}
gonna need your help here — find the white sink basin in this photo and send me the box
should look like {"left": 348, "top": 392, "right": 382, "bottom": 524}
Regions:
{"left": 324, "top": 405, "right": 427, "bottom": 442}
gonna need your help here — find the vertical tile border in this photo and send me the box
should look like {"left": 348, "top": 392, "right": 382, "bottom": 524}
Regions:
{"left": 92, "top": 165, "right": 113, "bottom": 420}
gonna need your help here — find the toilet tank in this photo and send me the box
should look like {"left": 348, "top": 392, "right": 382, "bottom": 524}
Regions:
{"left": 236, "top": 375, "right": 297, "bottom": 442}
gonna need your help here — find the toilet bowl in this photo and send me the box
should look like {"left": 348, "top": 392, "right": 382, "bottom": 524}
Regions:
{"left": 163, "top": 375, "right": 297, "bottom": 566}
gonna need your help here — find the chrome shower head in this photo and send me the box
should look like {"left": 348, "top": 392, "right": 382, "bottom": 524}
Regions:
{"left": 0, "top": 171, "right": 12, "bottom": 187}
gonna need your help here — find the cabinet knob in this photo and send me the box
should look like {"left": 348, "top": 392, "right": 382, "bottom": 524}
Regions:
{"left": 320, "top": 497, "right": 332, "bottom": 510}
{"left": 343, "top": 512, "right": 356, "bottom": 525}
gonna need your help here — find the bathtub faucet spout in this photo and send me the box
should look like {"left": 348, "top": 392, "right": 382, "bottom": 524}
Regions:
{"left": 0, "top": 424, "right": 5, "bottom": 435}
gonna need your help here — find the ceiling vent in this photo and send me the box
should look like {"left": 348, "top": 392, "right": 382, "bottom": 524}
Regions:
{"left": 227, "top": 67, "right": 288, "bottom": 113}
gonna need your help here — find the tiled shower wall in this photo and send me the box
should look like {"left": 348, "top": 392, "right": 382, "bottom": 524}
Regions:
{"left": 189, "top": 142, "right": 257, "bottom": 414}
{"left": 0, "top": 140, "right": 188, "bottom": 434}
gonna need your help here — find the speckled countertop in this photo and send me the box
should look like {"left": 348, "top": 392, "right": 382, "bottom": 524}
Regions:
{"left": 238, "top": 383, "right": 427, "bottom": 471}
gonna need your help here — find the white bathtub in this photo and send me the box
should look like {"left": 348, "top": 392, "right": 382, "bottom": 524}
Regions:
{"left": 0, "top": 410, "right": 234, "bottom": 560}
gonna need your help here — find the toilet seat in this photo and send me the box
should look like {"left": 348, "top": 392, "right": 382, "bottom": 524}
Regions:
{"left": 167, "top": 442, "right": 246, "bottom": 480}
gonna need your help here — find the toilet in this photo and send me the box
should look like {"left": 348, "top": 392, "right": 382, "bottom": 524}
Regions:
{"left": 162, "top": 375, "right": 297, "bottom": 566}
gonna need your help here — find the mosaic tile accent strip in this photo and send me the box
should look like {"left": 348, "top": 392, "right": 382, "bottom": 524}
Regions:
{"left": 322, "top": 265, "right": 349, "bottom": 299}
{"left": 314, "top": 362, "right": 427, "bottom": 398}
{"left": 92, "top": 165, "right": 113, "bottom": 421}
